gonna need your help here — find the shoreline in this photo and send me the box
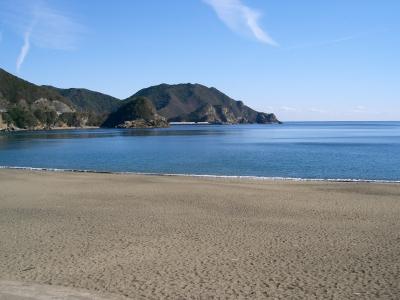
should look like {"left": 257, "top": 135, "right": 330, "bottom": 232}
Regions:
{"left": 0, "top": 123, "right": 281, "bottom": 133}
{"left": 0, "top": 126, "right": 100, "bottom": 133}
{"left": 1, "top": 165, "right": 400, "bottom": 184}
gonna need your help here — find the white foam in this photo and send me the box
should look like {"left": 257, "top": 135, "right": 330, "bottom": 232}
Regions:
{"left": 1, "top": 165, "right": 399, "bottom": 184}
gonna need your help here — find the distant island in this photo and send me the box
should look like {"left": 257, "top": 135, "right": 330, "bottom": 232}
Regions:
{"left": 0, "top": 68, "right": 280, "bottom": 131}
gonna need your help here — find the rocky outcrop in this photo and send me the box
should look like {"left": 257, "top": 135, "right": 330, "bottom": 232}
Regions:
{"left": 179, "top": 103, "right": 279, "bottom": 124}
{"left": 101, "top": 97, "right": 169, "bottom": 128}
{"left": 187, "top": 104, "right": 220, "bottom": 123}
{"left": 0, "top": 113, "right": 5, "bottom": 130}
{"left": 185, "top": 104, "right": 239, "bottom": 124}
{"left": 32, "top": 98, "right": 74, "bottom": 114}
{"left": 115, "top": 118, "right": 169, "bottom": 129}
{"left": 256, "top": 112, "right": 280, "bottom": 124}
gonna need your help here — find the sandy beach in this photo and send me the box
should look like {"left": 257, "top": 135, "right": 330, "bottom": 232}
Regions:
{"left": 0, "top": 169, "right": 399, "bottom": 299}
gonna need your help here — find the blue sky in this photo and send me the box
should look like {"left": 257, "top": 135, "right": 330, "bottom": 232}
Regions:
{"left": 0, "top": 0, "right": 399, "bottom": 121}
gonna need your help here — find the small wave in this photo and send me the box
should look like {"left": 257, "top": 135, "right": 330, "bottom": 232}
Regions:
{"left": 1, "top": 165, "right": 399, "bottom": 184}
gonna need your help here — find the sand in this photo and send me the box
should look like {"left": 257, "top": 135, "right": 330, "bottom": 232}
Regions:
{"left": 0, "top": 169, "right": 399, "bottom": 299}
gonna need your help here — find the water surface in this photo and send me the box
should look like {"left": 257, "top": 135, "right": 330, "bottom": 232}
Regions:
{"left": 1, "top": 122, "right": 399, "bottom": 181}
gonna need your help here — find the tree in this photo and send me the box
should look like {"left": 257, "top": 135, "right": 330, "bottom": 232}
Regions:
{"left": 8, "top": 107, "right": 37, "bottom": 129}
{"left": 34, "top": 109, "right": 58, "bottom": 128}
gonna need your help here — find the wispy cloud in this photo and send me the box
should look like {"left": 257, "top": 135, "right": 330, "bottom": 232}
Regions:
{"left": 285, "top": 29, "right": 388, "bottom": 50}
{"left": 1, "top": 0, "right": 86, "bottom": 72}
{"left": 203, "top": 0, "right": 277, "bottom": 45}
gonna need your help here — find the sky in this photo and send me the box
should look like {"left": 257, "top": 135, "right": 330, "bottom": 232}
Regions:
{"left": 0, "top": 0, "right": 399, "bottom": 121}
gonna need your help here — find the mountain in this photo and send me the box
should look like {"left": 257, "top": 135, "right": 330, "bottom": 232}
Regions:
{"left": 0, "top": 68, "right": 76, "bottom": 129}
{"left": 102, "top": 97, "right": 168, "bottom": 128}
{"left": 44, "top": 86, "right": 120, "bottom": 115}
{"left": 128, "top": 83, "right": 279, "bottom": 124}
{"left": 0, "top": 67, "right": 280, "bottom": 130}
{"left": 0, "top": 68, "right": 74, "bottom": 111}
{"left": 0, "top": 68, "right": 120, "bottom": 129}
{"left": 43, "top": 86, "right": 122, "bottom": 126}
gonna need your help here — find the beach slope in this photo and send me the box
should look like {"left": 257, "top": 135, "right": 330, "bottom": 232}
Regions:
{"left": 0, "top": 169, "right": 399, "bottom": 299}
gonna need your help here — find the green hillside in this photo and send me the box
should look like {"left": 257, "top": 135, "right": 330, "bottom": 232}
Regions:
{"left": 0, "top": 68, "right": 279, "bottom": 130}
{"left": 127, "top": 83, "right": 279, "bottom": 124}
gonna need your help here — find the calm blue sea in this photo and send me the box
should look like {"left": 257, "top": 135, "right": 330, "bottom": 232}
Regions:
{"left": 1, "top": 122, "right": 400, "bottom": 181}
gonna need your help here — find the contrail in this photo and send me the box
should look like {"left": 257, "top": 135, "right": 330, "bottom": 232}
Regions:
{"left": 12, "top": 0, "right": 85, "bottom": 73}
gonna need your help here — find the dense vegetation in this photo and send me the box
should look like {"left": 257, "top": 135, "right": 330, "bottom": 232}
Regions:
{"left": 0, "top": 68, "right": 122, "bottom": 129}
{"left": 102, "top": 97, "right": 159, "bottom": 128}
{"left": 33, "top": 109, "right": 58, "bottom": 128}
{"left": 0, "top": 68, "right": 72, "bottom": 106}
{"left": 5, "top": 107, "right": 37, "bottom": 128}
{"left": 45, "top": 86, "right": 121, "bottom": 115}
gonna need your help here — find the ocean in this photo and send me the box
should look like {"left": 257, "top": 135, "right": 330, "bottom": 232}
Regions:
{"left": 1, "top": 122, "right": 399, "bottom": 181}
